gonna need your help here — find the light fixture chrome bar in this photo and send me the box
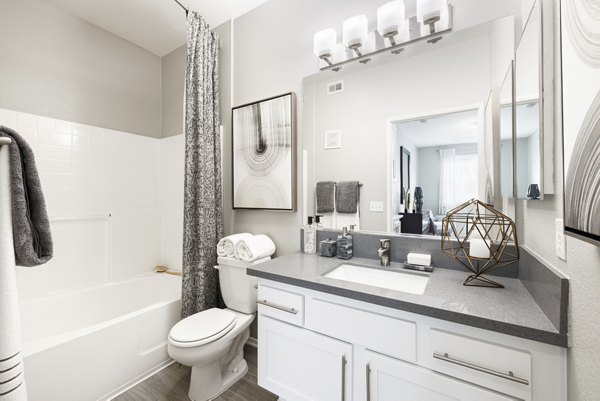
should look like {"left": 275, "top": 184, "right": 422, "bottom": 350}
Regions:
{"left": 320, "top": 5, "right": 452, "bottom": 72}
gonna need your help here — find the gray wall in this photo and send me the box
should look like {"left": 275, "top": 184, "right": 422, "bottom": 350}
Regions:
{"left": 523, "top": 1, "right": 600, "bottom": 398}
{"left": 161, "top": 45, "right": 187, "bottom": 138}
{"left": 160, "top": 0, "right": 523, "bottom": 255}
{"left": 0, "top": 0, "right": 162, "bottom": 138}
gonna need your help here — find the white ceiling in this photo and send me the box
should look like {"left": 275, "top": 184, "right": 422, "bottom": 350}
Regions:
{"left": 41, "top": 0, "right": 268, "bottom": 56}
{"left": 394, "top": 100, "right": 539, "bottom": 149}
{"left": 395, "top": 109, "right": 479, "bottom": 148}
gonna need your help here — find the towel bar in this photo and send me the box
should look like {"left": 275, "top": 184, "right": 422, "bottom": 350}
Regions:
{"left": 0, "top": 137, "right": 12, "bottom": 146}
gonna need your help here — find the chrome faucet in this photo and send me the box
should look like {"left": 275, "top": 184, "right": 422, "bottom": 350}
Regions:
{"left": 378, "top": 239, "right": 391, "bottom": 267}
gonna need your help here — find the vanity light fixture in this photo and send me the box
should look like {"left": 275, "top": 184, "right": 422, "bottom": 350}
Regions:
{"left": 377, "top": 1, "right": 406, "bottom": 47}
{"left": 343, "top": 15, "right": 368, "bottom": 57}
{"left": 313, "top": 28, "right": 337, "bottom": 66}
{"left": 312, "top": 1, "right": 451, "bottom": 72}
{"left": 417, "top": 0, "right": 448, "bottom": 34}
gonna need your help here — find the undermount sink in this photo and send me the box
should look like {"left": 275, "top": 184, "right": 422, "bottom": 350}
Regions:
{"left": 323, "top": 264, "right": 430, "bottom": 295}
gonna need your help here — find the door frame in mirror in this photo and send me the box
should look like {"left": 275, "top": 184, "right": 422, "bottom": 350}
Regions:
{"left": 400, "top": 146, "right": 411, "bottom": 205}
{"left": 385, "top": 103, "right": 483, "bottom": 232}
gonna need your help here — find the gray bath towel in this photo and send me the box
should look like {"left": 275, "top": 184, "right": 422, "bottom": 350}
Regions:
{"left": 0, "top": 126, "right": 53, "bottom": 266}
{"left": 336, "top": 181, "right": 360, "bottom": 213}
{"left": 316, "top": 181, "right": 336, "bottom": 213}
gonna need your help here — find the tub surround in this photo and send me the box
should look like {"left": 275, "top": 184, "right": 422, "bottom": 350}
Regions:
{"left": 247, "top": 252, "right": 568, "bottom": 347}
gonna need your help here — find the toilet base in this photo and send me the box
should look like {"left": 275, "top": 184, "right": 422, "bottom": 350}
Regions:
{"left": 187, "top": 327, "right": 251, "bottom": 401}
{"left": 188, "top": 358, "right": 248, "bottom": 401}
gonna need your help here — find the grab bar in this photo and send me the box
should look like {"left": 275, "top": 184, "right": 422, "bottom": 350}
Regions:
{"left": 50, "top": 213, "right": 112, "bottom": 222}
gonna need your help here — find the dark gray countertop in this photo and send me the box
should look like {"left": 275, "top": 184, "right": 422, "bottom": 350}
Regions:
{"left": 247, "top": 253, "right": 568, "bottom": 347}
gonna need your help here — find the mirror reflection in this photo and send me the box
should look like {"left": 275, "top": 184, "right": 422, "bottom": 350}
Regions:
{"left": 515, "top": 0, "right": 543, "bottom": 199}
{"left": 304, "top": 14, "right": 522, "bottom": 235}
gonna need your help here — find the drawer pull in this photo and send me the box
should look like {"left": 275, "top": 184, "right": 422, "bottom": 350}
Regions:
{"left": 257, "top": 299, "right": 298, "bottom": 315}
{"left": 433, "top": 352, "right": 529, "bottom": 386}
{"left": 341, "top": 354, "right": 346, "bottom": 401}
{"left": 366, "top": 363, "right": 371, "bottom": 401}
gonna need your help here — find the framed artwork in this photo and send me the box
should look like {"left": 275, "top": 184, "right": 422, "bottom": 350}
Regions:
{"left": 561, "top": 0, "right": 600, "bottom": 244}
{"left": 232, "top": 92, "right": 296, "bottom": 211}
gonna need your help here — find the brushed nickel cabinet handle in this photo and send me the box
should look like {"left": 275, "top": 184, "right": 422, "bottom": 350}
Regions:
{"left": 366, "top": 363, "right": 371, "bottom": 401}
{"left": 341, "top": 354, "right": 347, "bottom": 401}
{"left": 257, "top": 299, "right": 298, "bottom": 315}
{"left": 433, "top": 352, "right": 529, "bottom": 385}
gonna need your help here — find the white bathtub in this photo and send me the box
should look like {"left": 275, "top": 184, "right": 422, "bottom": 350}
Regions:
{"left": 20, "top": 273, "right": 182, "bottom": 401}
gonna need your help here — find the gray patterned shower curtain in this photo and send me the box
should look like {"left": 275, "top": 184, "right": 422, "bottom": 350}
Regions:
{"left": 181, "top": 12, "right": 223, "bottom": 318}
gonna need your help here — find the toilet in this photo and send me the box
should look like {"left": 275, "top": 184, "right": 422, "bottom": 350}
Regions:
{"left": 167, "top": 256, "right": 267, "bottom": 401}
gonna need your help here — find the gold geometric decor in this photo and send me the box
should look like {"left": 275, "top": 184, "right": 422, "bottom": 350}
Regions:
{"left": 441, "top": 199, "right": 519, "bottom": 288}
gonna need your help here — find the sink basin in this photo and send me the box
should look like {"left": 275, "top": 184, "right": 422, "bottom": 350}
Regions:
{"left": 323, "top": 264, "right": 429, "bottom": 295}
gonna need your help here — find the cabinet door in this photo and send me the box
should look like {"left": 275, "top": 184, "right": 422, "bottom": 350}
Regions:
{"left": 258, "top": 315, "right": 353, "bottom": 401}
{"left": 365, "top": 351, "right": 519, "bottom": 401}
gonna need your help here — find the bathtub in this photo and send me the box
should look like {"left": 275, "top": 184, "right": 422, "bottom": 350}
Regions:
{"left": 20, "top": 273, "right": 182, "bottom": 401}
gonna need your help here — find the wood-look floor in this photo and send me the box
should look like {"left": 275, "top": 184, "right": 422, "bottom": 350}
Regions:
{"left": 114, "top": 345, "right": 278, "bottom": 401}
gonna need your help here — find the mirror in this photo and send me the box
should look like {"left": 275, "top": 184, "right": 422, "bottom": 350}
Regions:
{"left": 500, "top": 63, "right": 516, "bottom": 218}
{"left": 303, "top": 14, "right": 520, "bottom": 235}
{"left": 515, "top": 0, "right": 543, "bottom": 199}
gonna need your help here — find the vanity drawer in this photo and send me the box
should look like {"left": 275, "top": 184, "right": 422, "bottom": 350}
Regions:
{"left": 306, "top": 298, "right": 416, "bottom": 362}
{"left": 257, "top": 284, "right": 304, "bottom": 326}
{"left": 429, "top": 329, "right": 531, "bottom": 400}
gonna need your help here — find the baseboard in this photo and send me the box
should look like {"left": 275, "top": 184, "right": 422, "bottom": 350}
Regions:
{"left": 101, "top": 358, "right": 175, "bottom": 401}
{"left": 246, "top": 336, "right": 258, "bottom": 348}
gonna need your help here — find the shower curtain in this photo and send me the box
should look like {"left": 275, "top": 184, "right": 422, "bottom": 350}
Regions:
{"left": 181, "top": 12, "right": 223, "bottom": 318}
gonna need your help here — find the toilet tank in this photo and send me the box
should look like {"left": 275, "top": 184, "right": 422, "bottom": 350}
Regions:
{"left": 217, "top": 257, "right": 269, "bottom": 314}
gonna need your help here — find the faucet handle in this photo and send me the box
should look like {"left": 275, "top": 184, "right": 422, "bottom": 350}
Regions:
{"left": 379, "top": 238, "right": 391, "bottom": 248}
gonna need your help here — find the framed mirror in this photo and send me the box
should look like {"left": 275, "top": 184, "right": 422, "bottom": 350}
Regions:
{"left": 515, "top": 0, "right": 543, "bottom": 200}
{"left": 303, "top": 14, "right": 520, "bottom": 236}
{"left": 400, "top": 147, "right": 410, "bottom": 205}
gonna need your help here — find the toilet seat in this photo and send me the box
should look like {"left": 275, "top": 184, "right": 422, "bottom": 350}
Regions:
{"left": 169, "top": 308, "right": 237, "bottom": 348}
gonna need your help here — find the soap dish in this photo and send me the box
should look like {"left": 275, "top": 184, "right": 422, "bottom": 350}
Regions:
{"left": 402, "top": 262, "right": 434, "bottom": 273}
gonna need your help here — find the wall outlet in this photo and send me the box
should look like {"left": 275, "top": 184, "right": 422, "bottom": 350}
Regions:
{"left": 369, "top": 201, "right": 384, "bottom": 212}
{"left": 555, "top": 218, "right": 566, "bottom": 261}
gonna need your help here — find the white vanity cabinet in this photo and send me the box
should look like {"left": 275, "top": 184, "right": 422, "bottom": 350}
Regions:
{"left": 364, "top": 351, "right": 518, "bottom": 401}
{"left": 258, "top": 316, "right": 353, "bottom": 401}
{"left": 256, "top": 280, "right": 567, "bottom": 401}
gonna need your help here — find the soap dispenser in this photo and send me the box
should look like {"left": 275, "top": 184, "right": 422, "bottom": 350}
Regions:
{"left": 336, "top": 227, "right": 353, "bottom": 260}
{"left": 304, "top": 216, "right": 317, "bottom": 254}
{"left": 315, "top": 215, "right": 323, "bottom": 228}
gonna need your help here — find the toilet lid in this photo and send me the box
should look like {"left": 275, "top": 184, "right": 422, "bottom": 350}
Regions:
{"left": 169, "top": 308, "right": 236, "bottom": 345}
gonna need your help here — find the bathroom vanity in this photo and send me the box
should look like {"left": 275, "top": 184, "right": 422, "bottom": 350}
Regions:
{"left": 248, "top": 254, "right": 567, "bottom": 401}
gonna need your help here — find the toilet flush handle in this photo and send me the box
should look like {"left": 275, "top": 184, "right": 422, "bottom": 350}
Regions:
{"left": 213, "top": 265, "right": 221, "bottom": 270}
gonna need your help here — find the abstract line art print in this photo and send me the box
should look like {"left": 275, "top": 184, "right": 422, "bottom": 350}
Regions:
{"left": 232, "top": 93, "right": 296, "bottom": 210}
{"left": 561, "top": 0, "right": 600, "bottom": 243}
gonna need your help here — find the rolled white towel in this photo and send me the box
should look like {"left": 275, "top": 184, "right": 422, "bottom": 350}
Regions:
{"left": 217, "top": 233, "right": 252, "bottom": 258}
{"left": 235, "top": 234, "right": 276, "bottom": 262}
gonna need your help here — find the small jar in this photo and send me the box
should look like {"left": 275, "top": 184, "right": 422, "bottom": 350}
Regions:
{"left": 319, "top": 239, "right": 337, "bottom": 257}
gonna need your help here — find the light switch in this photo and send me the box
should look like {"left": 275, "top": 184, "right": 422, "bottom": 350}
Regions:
{"left": 370, "top": 201, "right": 384, "bottom": 212}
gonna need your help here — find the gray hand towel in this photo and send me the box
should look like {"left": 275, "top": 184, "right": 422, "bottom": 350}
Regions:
{"left": 336, "top": 181, "right": 360, "bottom": 214}
{"left": 0, "top": 126, "right": 53, "bottom": 267}
{"left": 316, "top": 181, "right": 335, "bottom": 213}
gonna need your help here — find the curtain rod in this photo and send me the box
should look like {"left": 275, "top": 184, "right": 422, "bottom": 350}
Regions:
{"left": 173, "top": 0, "right": 189, "bottom": 16}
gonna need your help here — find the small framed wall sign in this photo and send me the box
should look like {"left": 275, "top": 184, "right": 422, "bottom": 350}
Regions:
{"left": 560, "top": 0, "right": 600, "bottom": 244}
{"left": 232, "top": 92, "right": 296, "bottom": 211}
